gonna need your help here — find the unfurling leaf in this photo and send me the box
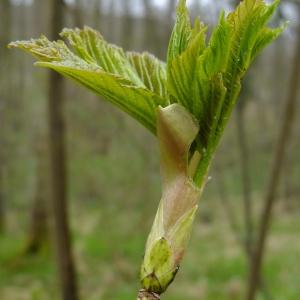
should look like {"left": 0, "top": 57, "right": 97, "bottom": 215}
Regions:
{"left": 9, "top": 27, "right": 168, "bottom": 134}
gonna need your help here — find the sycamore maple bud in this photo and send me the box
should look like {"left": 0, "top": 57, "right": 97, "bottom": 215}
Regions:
{"left": 140, "top": 104, "right": 202, "bottom": 295}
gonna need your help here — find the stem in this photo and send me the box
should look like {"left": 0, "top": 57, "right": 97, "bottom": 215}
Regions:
{"left": 137, "top": 290, "right": 160, "bottom": 300}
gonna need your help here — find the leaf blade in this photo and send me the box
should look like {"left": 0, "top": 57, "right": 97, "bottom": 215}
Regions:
{"left": 9, "top": 28, "right": 169, "bottom": 134}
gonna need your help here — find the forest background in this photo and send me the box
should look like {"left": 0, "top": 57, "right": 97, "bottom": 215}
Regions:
{"left": 0, "top": 0, "right": 299, "bottom": 299}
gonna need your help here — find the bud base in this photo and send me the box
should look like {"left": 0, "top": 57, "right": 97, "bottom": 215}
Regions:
{"left": 137, "top": 289, "right": 160, "bottom": 300}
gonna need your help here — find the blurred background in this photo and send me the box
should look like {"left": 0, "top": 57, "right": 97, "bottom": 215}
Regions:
{"left": 0, "top": 0, "right": 299, "bottom": 299}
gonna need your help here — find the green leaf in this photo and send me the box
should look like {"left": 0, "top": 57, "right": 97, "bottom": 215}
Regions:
{"left": 192, "top": 12, "right": 231, "bottom": 146}
{"left": 127, "top": 51, "right": 168, "bottom": 98}
{"left": 167, "top": 0, "right": 192, "bottom": 68}
{"left": 193, "top": 73, "right": 227, "bottom": 148}
{"left": 193, "top": 0, "right": 284, "bottom": 185}
{"left": 167, "top": 11, "right": 231, "bottom": 148}
{"left": 197, "top": 12, "right": 231, "bottom": 78}
{"left": 167, "top": 19, "right": 207, "bottom": 109}
{"left": 226, "top": 0, "right": 281, "bottom": 73}
{"left": 220, "top": 0, "right": 282, "bottom": 116}
{"left": 250, "top": 24, "right": 286, "bottom": 62}
{"left": 61, "top": 27, "right": 143, "bottom": 84}
{"left": 9, "top": 27, "right": 168, "bottom": 134}
{"left": 9, "top": 1, "right": 284, "bottom": 141}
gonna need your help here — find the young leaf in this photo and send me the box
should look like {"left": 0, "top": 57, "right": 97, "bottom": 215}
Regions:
{"left": 192, "top": 12, "right": 232, "bottom": 147}
{"left": 218, "top": 0, "right": 283, "bottom": 128}
{"left": 127, "top": 51, "right": 168, "bottom": 98}
{"left": 167, "top": 0, "right": 192, "bottom": 68}
{"left": 167, "top": 19, "right": 207, "bottom": 109}
{"left": 9, "top": 27, "right": 168, "bottom": 134}
{"left": 250, "top": 25, "right": 286, "bottom": 62}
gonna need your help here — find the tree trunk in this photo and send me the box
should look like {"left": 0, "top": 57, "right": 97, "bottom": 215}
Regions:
{"left": 246, "top": 8, "right": 300, "bottom": 300}
{"left": 137, "top": 290, "right": 160, "bottom": 300}
{"left": 24, "top": 138, "right": 48, "bottom": 255}
{"left": 0, "top": 167, "right": 4, "bottom": 234}
{"left": 48, "top": 1, "right": 79, "bottom": 299}
{"left": 0, "top": 0, "right": 12, "bottom": 234}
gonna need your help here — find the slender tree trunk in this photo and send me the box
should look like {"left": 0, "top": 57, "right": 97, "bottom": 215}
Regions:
{"left": 283, "top": 151, "right": 294, "bottom": 211}
{"left": 0, "top": 168, "right": 4, "bottom": 234}
{"left": 48, "top": 1, "right": 78, "bottom": 299}
{"left": 0, "top": 0, "right": 12, "bottom": 234}
{"left": 246, "top": 9, "right": 300, "bottom": 300}
{"left": 24, "top": 138, "right": 48, "bottom": 255}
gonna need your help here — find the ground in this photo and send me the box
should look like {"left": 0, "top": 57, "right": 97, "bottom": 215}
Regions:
{"left": 1, "top": 197, "right": 299, "bottom": 300}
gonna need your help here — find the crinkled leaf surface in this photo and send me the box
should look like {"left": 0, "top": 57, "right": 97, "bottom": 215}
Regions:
{"left": 167, "top": 0, "right": 193, "bottom": 65}
{"left": 9, "top": 27, "right": 168, "bottom": 133}
{"left": 127, "top": 52, "right": 168, "bottom": 98}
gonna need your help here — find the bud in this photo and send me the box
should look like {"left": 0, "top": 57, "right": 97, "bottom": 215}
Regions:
{"left": 140, "top": 104, "right": 202, "bottom": 295}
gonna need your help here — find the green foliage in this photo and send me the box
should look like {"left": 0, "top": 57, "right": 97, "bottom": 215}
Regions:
{"left": 9, "top": 28, "right": 168, "bottom": 133}
{"left": 9, "top": 0, "right": 284, "bottom": 185}
{"left": 165, "top": 0, "right": 285, "bottom": 183}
